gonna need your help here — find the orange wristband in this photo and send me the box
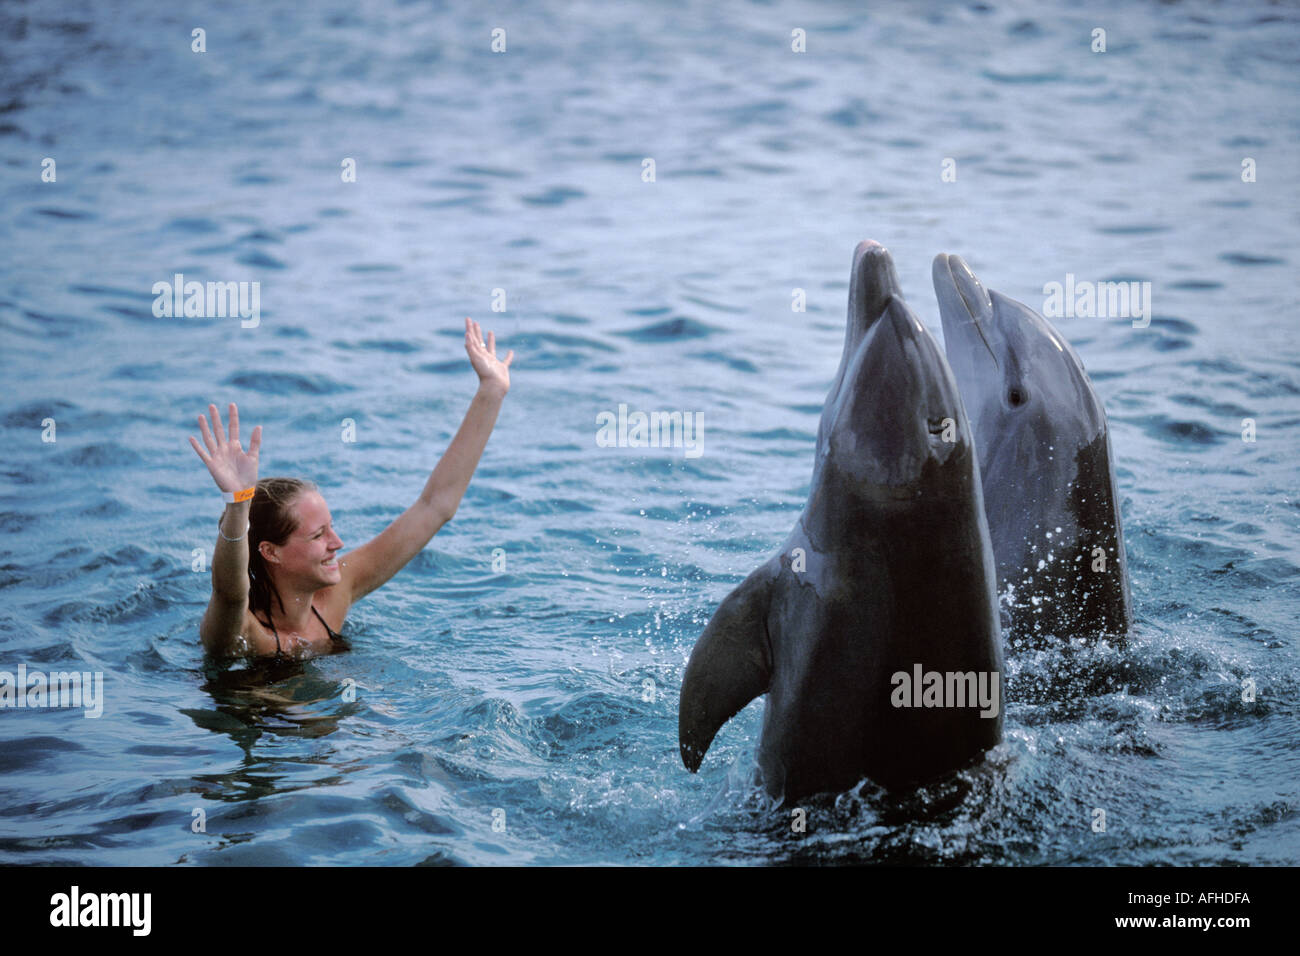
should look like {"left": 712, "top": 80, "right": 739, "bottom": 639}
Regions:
{"left": 222, "top": 486, "right": 255, "bottom": 504}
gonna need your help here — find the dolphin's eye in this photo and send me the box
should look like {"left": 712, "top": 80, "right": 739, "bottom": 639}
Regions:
{"left": 1008, "top": 387, "right": 1027, "bottom": 407}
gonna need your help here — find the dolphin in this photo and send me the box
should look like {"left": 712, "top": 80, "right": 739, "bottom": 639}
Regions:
{"left": 931, "top": 253, "right": 1132, "bottom": 643}
{"left": 679, "top": 241, "right": 1004, "bottom": 804}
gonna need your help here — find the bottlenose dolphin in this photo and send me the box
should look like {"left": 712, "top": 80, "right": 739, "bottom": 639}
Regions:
{"left": 932, "top": 253, "right": 1132, "bottom": 643}
{"left": 679, "top": 241, "right": 1004, "bottom": 804}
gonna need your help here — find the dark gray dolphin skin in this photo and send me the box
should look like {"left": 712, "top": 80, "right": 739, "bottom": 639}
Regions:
{"left": 932, "top": 253, "right": 1132, "bottom": 643}
{"left": 678, "top": 241, "right": 1004, "bottom": 804}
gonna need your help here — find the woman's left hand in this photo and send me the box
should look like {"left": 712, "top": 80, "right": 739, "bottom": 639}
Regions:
{"left": 464, "top": 317, "right": 514, "bottom": 395}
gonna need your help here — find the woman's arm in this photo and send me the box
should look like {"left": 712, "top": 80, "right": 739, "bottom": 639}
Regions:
{"left": 340, "top": 318, "right": 514, "bottom": 603}
{"left": 199, "top": 500, "right": 252, "bottom": 655}
{"left": 189, "top": 403, "right": 262, "bottom": 654}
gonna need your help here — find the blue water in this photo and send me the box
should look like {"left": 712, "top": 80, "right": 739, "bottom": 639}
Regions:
{"left": 1, "top": 0, "right": 1298, "bottom": 865}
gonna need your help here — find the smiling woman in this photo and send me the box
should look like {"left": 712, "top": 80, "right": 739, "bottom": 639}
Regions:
{"left": 187, "top": 317, "right": 514, "bottom": 660}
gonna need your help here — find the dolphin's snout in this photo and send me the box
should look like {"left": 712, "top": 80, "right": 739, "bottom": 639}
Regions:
{"left": 933, "top": 253, "right": 992, "bottom": 321}
{"left": 849, "top": 240, "right": 903, "bottom": 326}
{"left": 933, "top": 252, "right": 998, "bottom": 369}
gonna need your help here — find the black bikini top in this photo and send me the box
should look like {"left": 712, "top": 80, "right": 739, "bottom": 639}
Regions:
{"left": 262, "top": 606, "right": 348, "bottom": 659}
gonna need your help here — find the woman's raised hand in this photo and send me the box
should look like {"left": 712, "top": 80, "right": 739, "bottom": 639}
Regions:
{"left": 464, "top": 317, "right": 514, "bottom": 395}
{"left": 189, "top": 402, "right": 261, "bottom": 494}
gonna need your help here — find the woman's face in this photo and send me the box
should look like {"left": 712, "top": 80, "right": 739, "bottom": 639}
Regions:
{"left": 262, "top": 491, "right": 344, "bottom": 589}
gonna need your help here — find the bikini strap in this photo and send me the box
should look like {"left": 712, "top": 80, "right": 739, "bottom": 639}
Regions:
{"left": 260, "top": 608, "right": 339, "bottom": 658}
{"left": 265, "top": 615, "right": 285, "bottom": 658}
{"left": 311, "top": 605, "right": 344, "bottom": 643}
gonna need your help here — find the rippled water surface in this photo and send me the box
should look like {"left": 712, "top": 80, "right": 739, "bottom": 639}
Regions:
{"left": 2, "top": 0, "right": 1298, "bottom": 865}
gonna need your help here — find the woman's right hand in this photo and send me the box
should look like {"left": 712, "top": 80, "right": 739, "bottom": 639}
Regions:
{"left": 189, "top": 402, "right": 261, "bottom": 494}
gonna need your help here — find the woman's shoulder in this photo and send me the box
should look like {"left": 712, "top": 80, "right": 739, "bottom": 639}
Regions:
{"left": 236, "top": 609, "right": 277, "bottom": 657}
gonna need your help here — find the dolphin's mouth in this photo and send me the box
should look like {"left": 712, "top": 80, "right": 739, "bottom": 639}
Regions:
{"left": 934, "top": 253, "right": 999, "bottom": 372}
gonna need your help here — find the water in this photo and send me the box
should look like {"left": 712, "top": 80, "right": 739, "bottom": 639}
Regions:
{"left": 1, "top": 0, "right": 1298, "bottom": 865}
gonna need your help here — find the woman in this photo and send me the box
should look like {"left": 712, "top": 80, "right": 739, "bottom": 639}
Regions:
{"left": 189, "top": 317, "right": 513, "bottom": 660}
